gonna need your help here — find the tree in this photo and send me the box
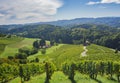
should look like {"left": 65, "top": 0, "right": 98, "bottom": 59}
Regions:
{"left": 106, "top": 62, "right": 113, "bottom": 78}
{"left": 8, "top": 56, "right": 14, "bottom": 60}
{"left": 41, "top": 49, "right": 46, "bottom": 54}
{"left": 35, "top": 58, "right": 39, "bottom": 62}
{"left": 15, "top": 53, "right": 27, "bottom": 59}
{"left": 62, "top": 62, "right": 76, "bottom": 81}
{"left": 50, "top": 40, "right": 55, "bottom": 46}
{"left": 115, "top": 48, "right": 118, "bottom": 53}
{"left": 18, "top": 47, "right": 31, "bottom": 56}
{"left": 114, "top": 63, "right": 120, "bottom": 82}
{"left": 19, "top": 66, "right": 24, "bottom": 83}
{"left": 33, "top": 40, "right": 39, "bottom": 49}
{"left": 45, "top": 61, "right": 56, "bottom": 83}
{"left": 40, "top": 39, "right": 46, "bottom": 48}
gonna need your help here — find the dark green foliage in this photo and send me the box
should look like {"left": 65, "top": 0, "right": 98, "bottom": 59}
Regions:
{"left": 18, "top": 63, "right": 45, "bottom": 83}
{"left": 35, "top": 58, "right": 39, "bottom": 62}
{"left": 4, "top": 24, "right": 120, "bottom": 50}
{"left": 6, "top": 34, "right": 11, "bottom": 38}
{"left": 40, "top": 39, "right": 46, "bottom": 48}
{"left": 0, "top": 64, "right": 18, "bottom": 83}
{"left": 19, "top": 47, "right": 31, "bottom": 56}
{"left": 19, "top": 59, "right": 27, "bottom": 64}
{"left": 106, "top": 62, "right": 113, "bottom": 78}
{"left": 15, "top": 47, "right": 38, "bottom": 59}
{"left": 62, "top": 62, "right": 76, "bottom": 81}
{"left": 45, "top": 61, "right": 56, "bottom": 83}
{"left": 33, "top": 40, "right": 39, "bottom": 49}
{"left": 8, "top": 56, "right": 14, "bottom": 60}
{"left": 19, "top": 66, "right": 24, "bottom": 83}
{"left": 114, "top": 63, "right": 120, "bottom": 82}
{"left": 41, "top": 49, "right": 46, "bottom": 54}
{"left": 62, "top": 61, "right": 120, "bottom": 82}
{"left": 15, "top": 53, "right": 27, "bottom": 59}
{"left": 23, "top": 47, "right": 38, "bottom": 55}
{"left": 50, "top": 40, "right": 55, "bottom": 46}
{"left": 30, "top": 48, "right": 38, "bottom": 55}
{"left": 115, "top": 48, "right": 118, "bottom": 53}
{"left": 0, "top": 34, "right": 6, "bottom": 37}
{"left": 0, "top": 44, "right": 6, "bottom": 55}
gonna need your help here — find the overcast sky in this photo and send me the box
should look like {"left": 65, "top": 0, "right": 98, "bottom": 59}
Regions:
{"left": 0, "top": 0, "right": 120, "bottom": 25}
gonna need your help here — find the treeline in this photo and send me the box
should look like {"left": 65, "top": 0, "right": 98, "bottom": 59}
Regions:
{"left": 1, "top": 24, "right": 120, "bottom": 50}
{"left": 15, "top": 47, "right": 38, "bottom": 59}
{"left": 0, "top": 34, "right": 6, "bottom": 37}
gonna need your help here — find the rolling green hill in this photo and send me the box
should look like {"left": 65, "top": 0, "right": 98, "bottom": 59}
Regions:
{"left": 28, "top": 44, "right": 84, "bottom": 67}
{"left": 0, "top": 37, "right": 36, "bottom": 58}
{"left": 82, "top": 44, "right": 120, "bottom": 61}
{"left": 0, "top": 37, "right": 23, "bottom": 56}
{"left": 0, "top": 37, "right": 120, "bottom": 83}
{"left": 28, "top": 44, "right": 120, "bottom": 68}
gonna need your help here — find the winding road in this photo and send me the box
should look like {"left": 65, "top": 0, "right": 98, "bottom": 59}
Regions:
{"left": 81, "top": 46, "right": 88, "bottom": 56}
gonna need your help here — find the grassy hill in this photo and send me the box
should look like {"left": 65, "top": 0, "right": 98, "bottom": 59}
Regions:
{"left": 28, "top": 44, "right": 84, "bottom": 67}
{"left": 84, "top": 44, "right": 120, "bottom": 61}
{"left": 28, "top": 44, "right": 120, "bottom": 68}
{"left": 0, "top": 37, "right": 120, "bottom": 83}
{"left": 0, "top": 37, "right": 23, "bottom": 56}
{"left": 1, "top": 37, "right": 119, "bottom": 62}
{"left": 0, "top": 37, "right": 36, "bottom": 58}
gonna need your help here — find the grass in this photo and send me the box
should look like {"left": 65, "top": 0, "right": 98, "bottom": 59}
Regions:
{"left": 28, "top": 44, "right": 84, "bottom": 68}
{"left": 0, "top": 37, "right": 23, "bottom": 45}
{"left": 0, "top": 44, "right": 6, "bottom": 55}
{"left": 0, "top": 37, "right": 23, "bottom": 56}
{"left": 27, "top": 44, "right": 64, "bottom": 60}
{"left": 82, "top": 44, "right": 120, "bottom": 61}
{"left": 9, "top": 71, "right": 118, "bottom": 83}
{"left": 0, "top": 37, "right": 36, "bottom": 58}
{"left": 3, "top": 41, "right": 120, "bottom": 83}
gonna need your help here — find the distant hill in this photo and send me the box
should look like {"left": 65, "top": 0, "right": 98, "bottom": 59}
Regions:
{"left": 0, "top": 17, "right": 120, "bottom": 29}
{"left": 37, "top": 17, "right": 120, "bottom": 28}
{"left": 0, "top": 17, "right": 120, "bottom": 50}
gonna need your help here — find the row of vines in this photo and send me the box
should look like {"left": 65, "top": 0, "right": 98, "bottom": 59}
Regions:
{"left": 62, "top": 61, "right": 120, "bottom": 82}
{"left": 0, "top": 60, "right": 120, "bottom": 83}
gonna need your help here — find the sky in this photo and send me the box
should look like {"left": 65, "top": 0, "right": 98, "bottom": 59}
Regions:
{"left": 0, "top": 0, "right": 120, "bottom": 25}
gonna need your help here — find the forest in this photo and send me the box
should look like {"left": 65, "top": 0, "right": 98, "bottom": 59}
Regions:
{"left": 0, "top": 24, "right": 120, "bottom": 50}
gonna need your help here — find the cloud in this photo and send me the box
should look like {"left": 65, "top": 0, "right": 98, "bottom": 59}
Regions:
{"left": 0, "top": 13, "right": 5, "bottom": 17}
{"left": 0, "top": 0, "right": 63, "bottom": 24}
{"left": 87, "top": 1, "right": 100, "bottom": 5}
{"left": 98, "top": 6, "right": 107, "bottom": 8}
{"left": 87, "top": 0, "right": 120, "bottom": 5}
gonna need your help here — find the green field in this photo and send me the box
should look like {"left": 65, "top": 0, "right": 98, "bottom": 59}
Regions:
{"left": 0, "top": 37, "right": 36, "bottom": 58}
{"left": 83, "top": 44, "right": 120, "bottom": 61}
{"left": 0, "top": 37, "right": 23, "bottom": 55}
{"left": 28, "top": 44, "right": 84, "bottom": 67}
{"left": 0, "top": 37, "right": 120, "bottom": 83}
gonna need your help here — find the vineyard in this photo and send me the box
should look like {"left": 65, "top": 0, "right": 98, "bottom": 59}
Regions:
{"left": 0, "top": 60, "right": 120, "bottom": 83}
{"left": 0, "top": 37, "right": 120, "bottom": 83}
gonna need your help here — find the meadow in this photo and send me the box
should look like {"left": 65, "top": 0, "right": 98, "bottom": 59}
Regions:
{"left": 0, "top": 37, "right": 36, "bottom": 58}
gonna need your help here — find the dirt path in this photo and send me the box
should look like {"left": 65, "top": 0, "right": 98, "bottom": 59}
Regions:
{"left": 81, "top": 46, "right": 88, "bottom": 56}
